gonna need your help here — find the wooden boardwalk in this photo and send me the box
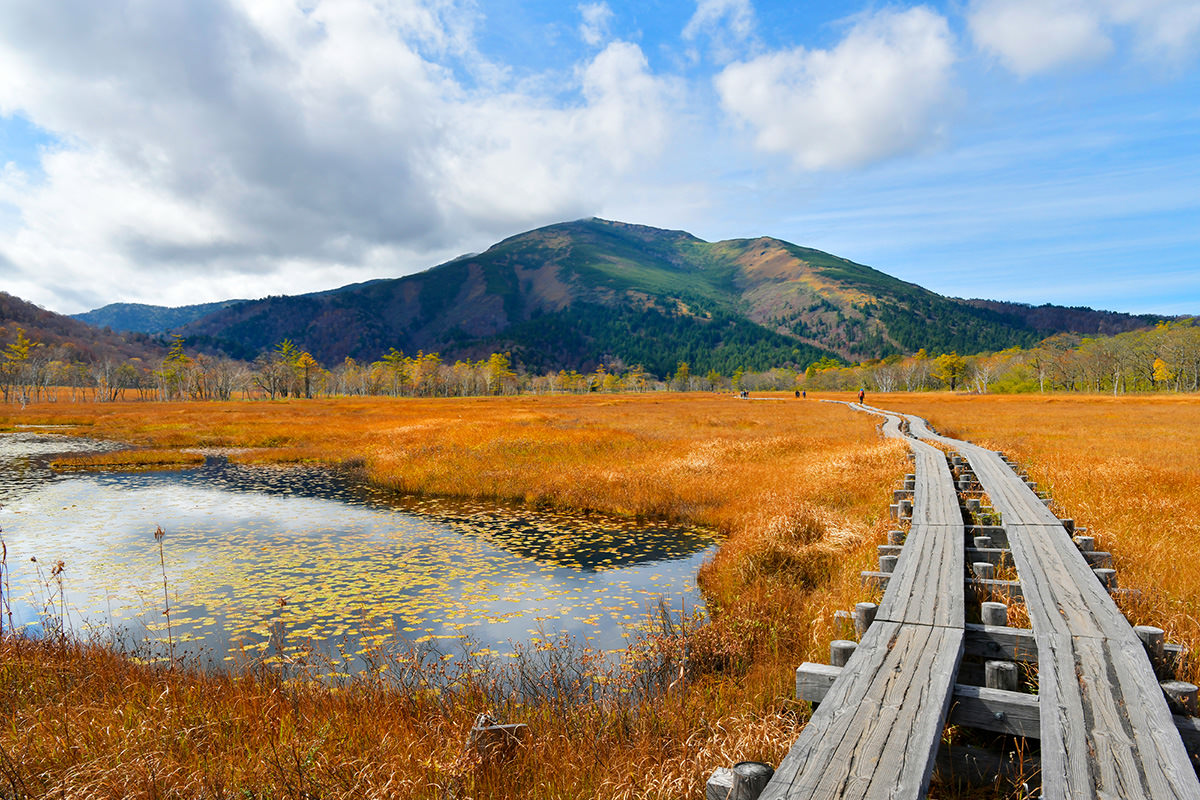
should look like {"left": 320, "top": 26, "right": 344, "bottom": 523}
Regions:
{"left": 901, "top": 412, "right": 1200, "bottom": 800}
{"left": 750, "top": 403, "right": 1199, "bottom": 800}
{"left": 759, "top": 406, "right": 964, "bottom": 799}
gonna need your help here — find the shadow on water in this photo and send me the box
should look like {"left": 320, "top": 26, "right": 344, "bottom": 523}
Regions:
{"left": 0, "top": 433, "right": 720, "bottom": 674}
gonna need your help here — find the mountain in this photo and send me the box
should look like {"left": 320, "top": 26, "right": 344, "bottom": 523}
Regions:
{"left": 174, "top": 218, "right": 1163, "bottom": 375}
{"left": 960, "top": 299, "right": 1166, "bottom": 337}
{"left": 72, "top": 300, "right": 248, "bottom": 335}
{"left": 0, "top": 292, "right": 163, "bottom": 364}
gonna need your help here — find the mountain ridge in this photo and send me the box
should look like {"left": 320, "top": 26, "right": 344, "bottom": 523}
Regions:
{"left": 58, "top": 218, "right": 1172, "bottom": 375}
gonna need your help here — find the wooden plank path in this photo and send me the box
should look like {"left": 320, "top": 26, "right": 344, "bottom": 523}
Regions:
{"left": 897, "top": 410, "right": 1200, "bottom": 800}
{"left": 759, "top": 405, "right": 964, "bottom": 799}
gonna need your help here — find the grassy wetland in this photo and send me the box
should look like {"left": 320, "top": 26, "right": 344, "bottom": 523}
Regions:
{"left": 0, "top": 394, "right": 905, "bottom": 799}
{"left": 4, "top": 391, "right": 1198, "bottom": 798}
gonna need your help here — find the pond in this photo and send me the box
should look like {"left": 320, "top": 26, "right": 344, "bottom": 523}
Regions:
{"left": 0, "top": 432, "right": 719, "bottom": 673}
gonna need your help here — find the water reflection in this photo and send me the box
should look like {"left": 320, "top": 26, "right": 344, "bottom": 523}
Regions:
{"left": 0, "top": 433, "right": 718, "bottom": 671}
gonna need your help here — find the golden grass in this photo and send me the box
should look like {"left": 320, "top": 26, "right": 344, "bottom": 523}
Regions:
{"left": 50, "top": 449, "right": 206, "bottom": 470}
{"left": 876, "top": 392, "right": 1200, "bottom": 683}
{"left": 0, "top": 393, "right": 907, "bottom": 798}
{"left": 9, "top": 391, "right": 1195, "bottom": 797}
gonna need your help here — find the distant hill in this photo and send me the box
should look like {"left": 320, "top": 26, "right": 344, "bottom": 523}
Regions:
{"left": 72, "top": 300, "right": 247, "bottom": 335}
{"left": 960, "top": 299, "right": 1167, "bottom": 337}
{"left": 0, "top": 292, "right": 163, "bottom": 363}
{"left": 173, "top": 218, "right": 1135, "bottom": 375}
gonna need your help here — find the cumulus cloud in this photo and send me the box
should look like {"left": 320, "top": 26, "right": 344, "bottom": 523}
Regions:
{"left": 713, "top": 6, "right": 956, "bottom": 170}
{"left": 968, "top": 0, "right": 1200, "bottom": 76}
{"left": 0, "top": 0, "right": 674, "bottom": 312}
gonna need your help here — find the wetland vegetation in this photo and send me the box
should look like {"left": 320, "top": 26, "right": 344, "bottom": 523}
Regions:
{"left": 2, "top": 391, "right": 1198, "bottom": 798}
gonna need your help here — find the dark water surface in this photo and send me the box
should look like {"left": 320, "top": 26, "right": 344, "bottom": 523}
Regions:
{"left": 0, "top": 432, "right": 717, "bottom": 670}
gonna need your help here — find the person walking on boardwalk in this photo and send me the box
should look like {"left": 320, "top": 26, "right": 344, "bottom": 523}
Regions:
{"left": 858, "top": 389, "right": 865, "bottom": 404}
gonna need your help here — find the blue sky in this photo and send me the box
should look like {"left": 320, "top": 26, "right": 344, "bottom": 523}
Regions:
{"left": 0, "top": 0, "right": 1198, "bottom": 316}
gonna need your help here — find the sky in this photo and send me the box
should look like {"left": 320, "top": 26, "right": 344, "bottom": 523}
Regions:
{"left": 0, "top": 0, "right": 1198, "bottom": 316}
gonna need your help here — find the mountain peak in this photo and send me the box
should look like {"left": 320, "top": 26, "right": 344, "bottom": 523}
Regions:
{"left": 54, "top": 219, "right": 1163, "bottom": 375}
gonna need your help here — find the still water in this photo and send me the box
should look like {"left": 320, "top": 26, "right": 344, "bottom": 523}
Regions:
{"left": 0, "top": 432, "right": 717, "bottom": 670}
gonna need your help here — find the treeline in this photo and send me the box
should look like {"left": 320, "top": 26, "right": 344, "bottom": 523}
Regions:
{"left": 5, "top": 319, "right": 1200, "bottom": 404}
{"left": 0, "top": 328, "right": 803, "bottom": 403}
{"left": 804, "top": 319, "right": 1200, "bottom": 394}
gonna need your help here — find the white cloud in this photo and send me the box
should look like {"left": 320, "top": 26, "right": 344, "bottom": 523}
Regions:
{"left": 714, "top": 6, "right": 956, "bottom": 170}
{"left": 0, "top": 0, "right": 674, "bottom": 312}
{"left": 683, "top": 0, "right": 756, "bottom": 62}
{"left": 968, "top": 0, "right": 1200, "bottom": 76}
{"left": 579, "top": 2, "right": 613, "bottom": 47}
{"left": 968, "top": 0, "right": 1112, "bottom": 76}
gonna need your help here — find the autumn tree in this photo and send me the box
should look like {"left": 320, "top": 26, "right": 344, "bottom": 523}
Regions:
{"left": 932, "top": 352, "right": 967, "bottom": 391}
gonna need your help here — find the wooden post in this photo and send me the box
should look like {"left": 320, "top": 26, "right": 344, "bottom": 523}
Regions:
{"left": 707, "top": 767, "right": 734, "bottom": 800}
{"left": 966, "top": 498, "right": 981, "bottom": 514}
{"left": 1094, "top": 568, "right": 1117, "bottom": 590}
{"left": 730, "top": 762, "right": 775, "bottom": 800}
{"left": 1161, "top": 681, "right": 1199, "bottom": 717}
{"left": 899, "top": 499, "right": 912, "bottom": 518}
{"left": 985, "top": 660, "right": 1019, "bottom": 692}
{"left": 830, "top": 640, "right": 857, "bottom": 667}
{"left": 854, "top": 602, "right": 877, "bottom": 639}
{"left": 1060, "top": 518, "right": 1075, "bottom": 534}
{"left": 973, "top": 536, "right": 993, "bottom": 549}
{"left": 981, "top": 601, "right": 1008, "bottom": 627}
{"left": 1135, "top": 625, "right": 1166, "bottom": 664}
{"left": 888, "top": 530, "right": 906, "bottom": 545}
{"left": 467, "top": 714, "right": 528, "bottom": 760}
{"left": 973, "top": 561, "right": 995, "bottom": 580}
{"left": 1074, "top": 535, "right": 1095, "bottom": 552}
{"left": 879, "top": 554, "right": 899, "bottom": 574}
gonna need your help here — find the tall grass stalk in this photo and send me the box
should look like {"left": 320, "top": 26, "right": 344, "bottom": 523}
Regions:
{"left": 154, "top": 525, "right": 174, "bottom": 666}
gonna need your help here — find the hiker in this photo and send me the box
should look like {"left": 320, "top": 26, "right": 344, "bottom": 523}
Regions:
{"left": 802, "top": 390, "right": 806, "bottom": 399}
{"left": 795, "top": 390, "right": 800, "bottom": 398}
{"left": 858, "top": 389, "right": 865, "bottom": 404}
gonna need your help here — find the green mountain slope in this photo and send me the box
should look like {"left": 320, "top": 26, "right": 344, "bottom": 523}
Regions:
{"left": 169, "top": 217, "right": 1156, "bottom": 374}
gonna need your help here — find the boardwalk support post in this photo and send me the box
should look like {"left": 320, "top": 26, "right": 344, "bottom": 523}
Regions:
{"left": 981, "top": 602, "right": 1008, "bottom": 627}
{"left": 854, "top": 602, "right": 877, "bottom": 639}
{"left": 830, "top": 640, "right": 857, "bottom": 667}
{"left": 1162, "top": 682, "right": 1199, "bottom": 717}
{"left": 1137, "top": 626, "right": 1166, "bottom": 664}
{"left": 985, "top": 661, "right": 1019, "bottom": 692}
{"left": 730, "top": 762, "right": 775, "bottom": 800}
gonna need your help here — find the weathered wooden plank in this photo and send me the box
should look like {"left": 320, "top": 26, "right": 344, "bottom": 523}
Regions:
{"left": 964, "top": 622, "right": 1038, "bottom": 663}
{"left": 898, "top": 411, "right": 1200, "bottom": 799}
{"left": 801, "top": 662, "right": 1200, "bottom": 748}
{"left": 762, "top": 621, "right": 963, "bottom": 800}
{"left": 862, "top": 571, "right": 1024, "bottom": 601}
{"left": 872, "top": 524, "right": 964, "bottom": 627}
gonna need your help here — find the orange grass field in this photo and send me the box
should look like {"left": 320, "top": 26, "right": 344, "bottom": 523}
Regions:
{"left": 0, "top": 393, "right": 905, "bottom": 799}
{"left": 2, "top": 391, "right": 1197, "bottom": 798}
